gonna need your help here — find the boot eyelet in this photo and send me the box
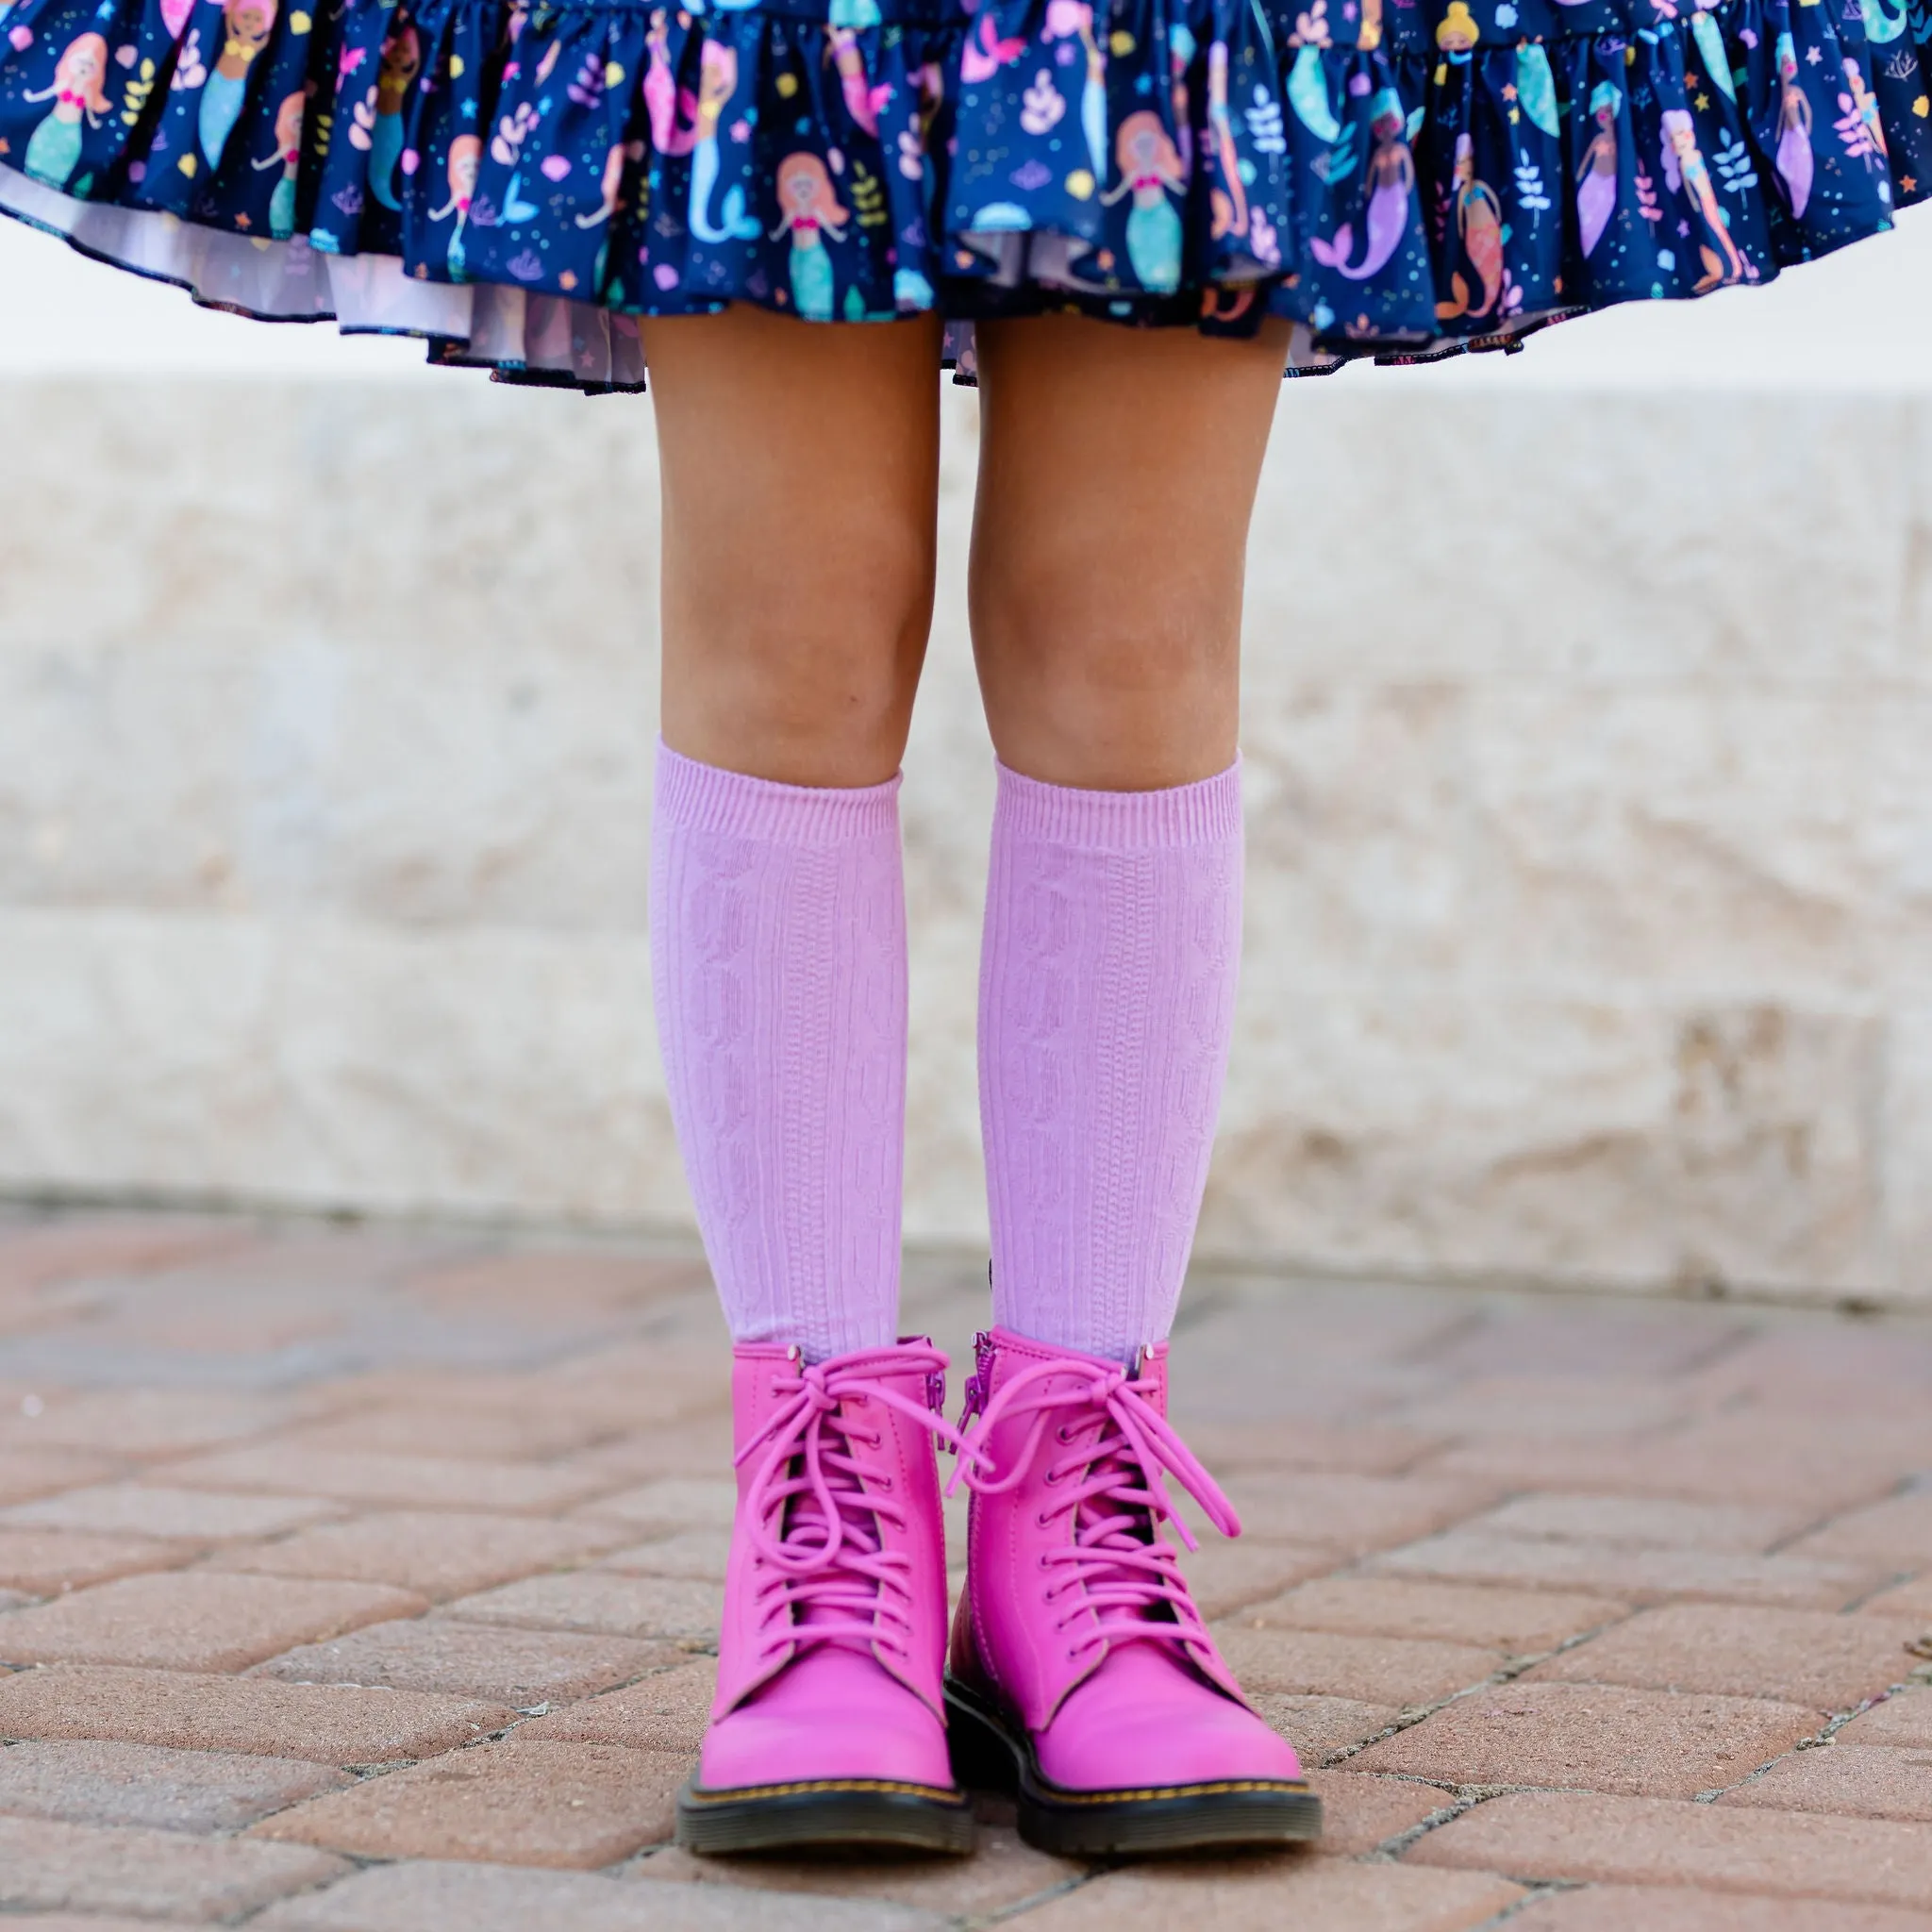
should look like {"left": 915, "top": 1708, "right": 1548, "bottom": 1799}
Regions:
{"left": 1035, "top": 1510, "right": 1050, "bottom": 1527}
{"left": 1056, "top": 1425, "right": 1074, "bottom": 1444}
{"left": 1043, "top": 1470, "right": 1061, "bottom": 1485}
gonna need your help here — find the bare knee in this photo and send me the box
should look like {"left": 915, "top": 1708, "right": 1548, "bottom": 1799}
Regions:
{"left": 646, "top": 306, "right": 943, "bottom": 789}
{"left": 971, "top": 550, "right": 1241, "bottom": 790}
{"left": 965, "top": 313, "right": 1282, "bottom": 790}
{"left": 674, "top": 580, "right": 934, "bottom": 786}
{"left": 664, "top": 518, "right": 934, "bottom": 788}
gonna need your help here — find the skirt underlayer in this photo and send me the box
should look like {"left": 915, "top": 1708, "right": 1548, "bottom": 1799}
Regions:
{"left": 1, "top": 0, "right": 1924, "bottom": 389}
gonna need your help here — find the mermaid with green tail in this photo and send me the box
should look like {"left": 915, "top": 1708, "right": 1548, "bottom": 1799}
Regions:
{"left": 1101, "top": 109, "right": 1187, "bottom": 293}
{"left": 21, "top": 32, "right": 108, "bottom": 189}
{"left": 771, "top": 151, "right": 848, "bottom": 321}
{"left": 252, "top": 91, "right": 307, "bottom": 239}
{"left": 428, "top": 134, "right": 482, "bottom": 279}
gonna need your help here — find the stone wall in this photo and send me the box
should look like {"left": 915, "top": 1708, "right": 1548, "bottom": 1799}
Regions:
{"left": 1, "top": 375, "right": 1927, "bottom": 1304}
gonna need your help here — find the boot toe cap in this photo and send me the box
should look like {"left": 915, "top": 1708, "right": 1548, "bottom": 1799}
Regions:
{"left": 699, "top": 1651, "right": 956, "bottom": 1791}
{"left": 1032, "top": 1648, "right": 1306, "bottom": 1792}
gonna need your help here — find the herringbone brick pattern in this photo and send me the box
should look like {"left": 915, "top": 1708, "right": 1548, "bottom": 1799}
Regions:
{"left": 0, "top": 1210, "right": 1928, "bottom": 1928}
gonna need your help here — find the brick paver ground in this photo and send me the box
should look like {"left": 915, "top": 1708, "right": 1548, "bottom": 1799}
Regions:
{"left": 0, "top": 1210, "right": 1929, "bottom": 1928}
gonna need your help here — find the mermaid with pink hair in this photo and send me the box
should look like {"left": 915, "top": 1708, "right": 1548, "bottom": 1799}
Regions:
{"left": 769, "top": 149, "right": 848, "bottom": 317}
{"left": 252, "top": 89, "right": 307, "bottom": 238}
{"left": 21, "top": 30, "right": 108, "bottom": 188}
{"left": 432, "top": 132, "right": 482, "bottom": 276}
{"left": 1099, "top": 109, "right": 1187, "bottom": 291}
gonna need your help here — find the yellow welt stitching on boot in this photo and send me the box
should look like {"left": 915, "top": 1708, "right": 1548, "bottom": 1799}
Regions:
{"left": 685, "top": 1779, "right": 966, "bottom": 1803}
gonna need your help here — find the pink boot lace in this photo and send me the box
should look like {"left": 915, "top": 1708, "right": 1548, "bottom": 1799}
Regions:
{"left": 950, "top": 1353, "right": 1237, "bottom": 1670}
{"left": 736, "top": 1342, "right": 960, "bottom": 1679}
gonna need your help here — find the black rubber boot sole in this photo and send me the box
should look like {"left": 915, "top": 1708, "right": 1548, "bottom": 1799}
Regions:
{"left": 675, "top": 1777, "right": 975, "bottom": 1856}
{"left": 945, "top": 1674, "right": 1324, "bottom": 1857}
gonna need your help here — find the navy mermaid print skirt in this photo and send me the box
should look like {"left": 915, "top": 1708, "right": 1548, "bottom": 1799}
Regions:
{"left": 0, "top": 0, "right": 1924, "bottom": 388}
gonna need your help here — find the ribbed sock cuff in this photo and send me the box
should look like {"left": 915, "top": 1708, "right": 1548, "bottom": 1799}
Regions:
{"left": 655, "top": 740, "right": 902, "bottom": 842}
{"left": 992, "top": 756, "right": 1243, "bottom": 850}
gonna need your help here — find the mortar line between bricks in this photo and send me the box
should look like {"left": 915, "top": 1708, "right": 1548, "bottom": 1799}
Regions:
{"left": 1759, "top": 1478, "right": 1917, "bottom": 1559}
{"left": 1685, "top": 1676, "right": 1930, "bottom": 1804}
{"left": 1318, "top": 1665, "right": 1526, "bottom": 1770}
{"left": 1463, "top": 1880, "right": 1586, "bottom": 1930}
{"left": 1314, "top": 1612, "right": 1641, "bottom": 1772}
{"left": 1361, "top": 1787, "right": 1465, "bottom": 1855}
{"left": 616, "top": 1836, "right": 677, "bottom": 1870}
{"left": 1360, "top": 1784, "right": 1503, "bottom": 1859}
{"left": 1355, "top": 1742, "right": 1932, "bottom": 1844}
{"left": 1840, "top": 1571, "right": 1922, "bottom": 1611}
{"left": 1361, "top": 1766, "right": 1842, "bottom": 1853}
{"left": 229, "top": 1851, "right": 385, "bottom": 1925}
{"left": 969, "top": 1867, "right": 1108, "bottom": 1926}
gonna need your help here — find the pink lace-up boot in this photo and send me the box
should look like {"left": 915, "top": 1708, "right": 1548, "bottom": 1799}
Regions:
{"left": 945, "top": 1328, "right": 1322, "bottom": 1855}
{"left": 676, "top": 1340, "right": 974, "bottom": 1855}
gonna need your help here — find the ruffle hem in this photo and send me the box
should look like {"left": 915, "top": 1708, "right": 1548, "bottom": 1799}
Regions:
{"left": 1, "top": 0, "right": 1926, "bottom": 389}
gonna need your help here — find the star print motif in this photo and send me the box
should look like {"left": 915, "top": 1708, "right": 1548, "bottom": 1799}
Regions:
{"left": 1906, "top": 173, "right": 1919, "bottom": 191}
{"left": 235, "top": 212, "right": 251, "bottom": 228}
{"left": 1695, "top": 92, "right": 1710, "bottom": 108}
{"left": 1806, "top": 43, "right": 1823, "bottom": 62}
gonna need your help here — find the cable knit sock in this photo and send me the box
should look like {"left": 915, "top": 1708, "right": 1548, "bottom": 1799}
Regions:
{"left": 649, "top": 741, "right": 907, "bottom": 1361}
{"left": 978, "top": 758, "right": 1244, "bottom": 1365}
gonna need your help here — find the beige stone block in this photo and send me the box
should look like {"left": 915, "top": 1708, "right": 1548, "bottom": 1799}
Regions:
{"left": 1243, "top": 391, "right": 1919, "bottom": 686}
{"left": 1206, "top": 989, "right": 1889, "bottom": 1299}
{"left": 1883, "top": 1008, "right": 1932, "bottom": 1299}
{"left": 0, "top": 909, "right": 686, "bottom": 1228}
{"left": 2, "top": 375, "right": 1931, "bottom": 1305}
{"left": 1461, "top": 689, "right": 1932, "bottom": 993}
{"left": 0, "top": 382, "right": 318, "bottom": 654}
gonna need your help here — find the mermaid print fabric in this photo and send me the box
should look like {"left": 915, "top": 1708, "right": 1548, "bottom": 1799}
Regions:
{"left": 0, "top": 0, "right": 1926, "bottom": 387}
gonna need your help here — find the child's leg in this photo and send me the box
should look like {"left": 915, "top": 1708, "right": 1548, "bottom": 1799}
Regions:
{"left": 968, "top": 314, "right": 1290, "bottom": 1365}
{"left": 943, "top": 318, "right": 1318, "bottom": 1856}
{"left": 650, "top": 312, "right": 974, "bottom": 1855}
{"left": 644, "top": 307, "right": 942, "bottom": 1360}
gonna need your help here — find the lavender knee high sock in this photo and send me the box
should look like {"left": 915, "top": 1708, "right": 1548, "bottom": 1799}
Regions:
{"left": 979, "top": 758, "right": 1244, "bottom": 1365}
{"left": 649, "top": 741, "right": 907, "bottom": 1361}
